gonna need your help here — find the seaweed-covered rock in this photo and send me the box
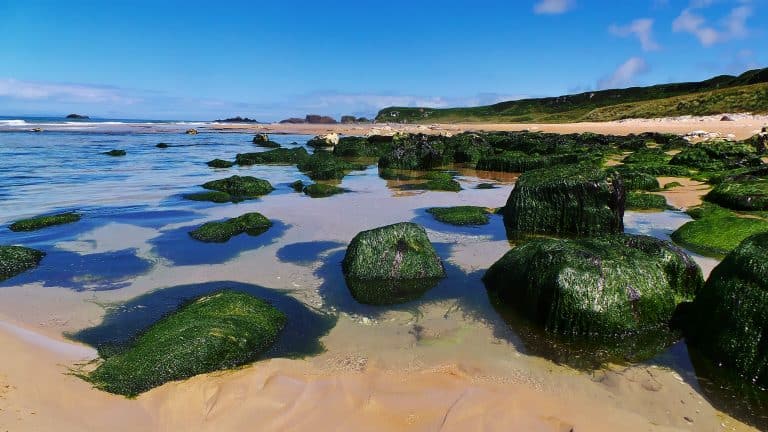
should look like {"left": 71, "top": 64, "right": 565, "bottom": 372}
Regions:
{"left": 626, "top": 192, "right": 669, "bottom": 210}
{"left": 684, "top": 233, "right": 768, "bottom": 387}
{"left": 296, "top": 152, "right": 367, "bottom": 180}
{"left": 206, "top": 159, "right": 234, "bottom": 168}
{"left": 502, "top": 165, "right": 625, "bottom": 236}
{"left": 189, "top": 213, "right": 272, "bottom": 243}
{"left": 378, "top": 134, "right": 452, "bottom": 170}
{"left": 183, "top": 191, "right": 232, "bottom": 203}
{"left": 303, "top": 183, "right": 345, "bottom": 198}
{"left": 0, "top": 246, "right": 45, "bottom": 282}
{"left": 426, "top": 206, "right": 490, "bottom": 225}
{"left": 476, "top": 183, "right": 498, "bottom": 189}
{"left": 104, "top": 149, "right": 126, "bottom": 157}
{"left": 620, "top": 170, "right": 660, "bottom": 191}
{"left": 476, "top": 152, "right": 580, "bottom": 173}
{"left": 252, "top": 134, "right": 280, "bottom": 148}
{"left": 235, "top": 147, "right": 309, "bottom": 165}
{"left": 290, "top": 180, "right": 305, "bottom": 192}
{"left": 670, "top": 142, "right": 762, "bottom": 171}
{"left": 342, "top": 222, "right": 445, "bottom": 305}
{"left": 306, "top": 133, "right": 339, "bottom": 148}
{"left": 333, "top": 136, "right": 391, "bottom": 157}
{"left": 85, "top": 291, "right": 286, "bottom": 396}
{"left": 706, "top": 179, "right": 768, "bottom": 211}
{"left": 10, "top": 212, "right": 81, "bottom": 232}
{"left": 671, "top": 204, "right": 768, "bottom": 256}
{"left": 483, "top": 235, "right": 703, "bottom": 337}
{"left": 411, "top": 171, "right": 461, "bottom": 192}
{"left": 201, "top": 175, "right": 274, "bottom": 202}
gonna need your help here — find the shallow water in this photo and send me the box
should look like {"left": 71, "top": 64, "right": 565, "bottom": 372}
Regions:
{"left": 0, "top": 129, "right": 765, "bottom": 430}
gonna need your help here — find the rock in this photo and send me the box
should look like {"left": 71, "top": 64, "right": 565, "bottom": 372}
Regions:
{"left": 304, "top": 114, "right": 337, "bottom": 124}
{"left": 278, "top": 117, "right": 306, "bottom": 124}
{"left": 236, "top": 147, "right": 309, "bottom": 165}
{"left": 342, "top": 222, "right": 446, "bottom": 305}
{"left": 756, "top": 132, "right": 768, "bottom": 154}
{"left": 409, "top": 171, "right": 461, "bottom": 192}
{"left": 720, "top": 115, "right": 734, "bottom": 121}
{"left": 0, "top": 245, "right": 46, "bottom": 282}
{"left": 290, "top": 180, "right": 305, "bottom": 192}
{"left": 189, "top": 213, "right": 272, "bottom": 243}
{"left": 296, "top": 152, "right": 367, "bottom": 180}
{"left": 252, "top": 134, "right": 280, "bottom": 148}
{"left": 483, "top": 234, "right": 703, "bottom": 337}
{"left": 502, "top": 165, "right": 625, "bottom": 236}
{"left": 31, "top": 128, "right": 43, "bottom": 132}
{"left": 340, "top": 115, "right": 357, "bottom": 124}
{"left": 307, "top": 133, "right": 340, "bottom": 148}
{"left": 10, "top": 212, "right": 81, "bottom": 232}
{"left": 206, "top": 159, "right": 233, "bottom": 169}
{"left": 85, "top": 291, "right": 286, "bottom": 396}
{"left": 201, "top": 175, "right": 274, "bottom": 202}
{"left": 66, "top": 114, "right": 89, "bottom": 119}
{"left": 670, "top": 141, "right": 761, "bottom": 171}
{"left": 426, "top": 206, "right": 490, "bottom": 225}
{"left": 303, "top": 183, "right": 346, "bottom": 198}
{"left": 104, "top": 149, "right": 126, "bottom": 157}
{"left": 215, "top": 116, "right": 259, "bottom": 123}
{"left": 332, "top": 136, "right": 391, "bottom": 158}
{"left": 183, "top": 191, "right": 232, "bottom": 203}
{"left": 185, "top": 128, "right": 198, "bottom": 135}
{"left": 683, "top": 232, "right": 768, "bottom": 387}
{"left": 626, "top": 192, "right": 669, "bottom": 210}
{"left": 156, "top": 143, "right": 170, "bottom": 148}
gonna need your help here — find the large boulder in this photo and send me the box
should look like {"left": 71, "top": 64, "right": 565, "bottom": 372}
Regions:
{"left": 502, "top": 165, "right": 625, "bottom": 236}
{"left": 236, "top": 147, "right": 309, "bottom": 165}
{"left": 0, "top": 246, "right": 45, "bottom": 282}
{"left": 307, "top": 133, "right": 340, "bottom": 148}
{"left": 342, "top": 222, "right": 445, "bottom": 305}
{"left": 201, "top": 175, "right": 274, "bottom": 202}
{"left": 483, "top": 235, "right": 703, "bottom": 337}
{"left": 684, "top": 232, "right": 768, "bottom": 387}
{"left": 86, "top": 291, "right": 286, "bottom": 396}
{"left": 296, "top": 152, "right": 367, "bottom": 180}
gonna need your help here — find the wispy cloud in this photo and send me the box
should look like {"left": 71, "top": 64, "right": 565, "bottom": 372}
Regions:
{"left": 672, "top": 3, "right": 753, "bottom": 46}
{"left": 609, "top": 19, "right": 660, "bottom": 51}
{"left": 0, "top": 78, "right": 140, "bottom": 104}
{"left": 597, "top": 57, "right": 649, "bottom": 90}
{"left": 533, "top": 0, "right": 575, "bottom": 15}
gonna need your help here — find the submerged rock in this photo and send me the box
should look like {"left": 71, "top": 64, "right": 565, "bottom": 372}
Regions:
{"left": 201, "top": 175, "right": 274, "bottom": 202}
{"left": 342, "top": 222, "right": 445, "bottom": 305}
{"left": 66, "top": 114, "right": 89, "bottom": 119}
{"left": 235, "top": 147, "right": 309, "bottom": 165}
{"left": 10, "top": 212, "right": 81, "bottom": 232}
{"left": 206, "top": 159, "right": 234, "bottom": 169}
{"left": 683, "top": 232, "right": 768, "bottom": 387}
{"left": 426, "top": 206, "right": 490, "bottom": 225}
{"left": 189, "top": 213, "right": 272, "bottom": 243}
{"left": 483, "top": 235, "right": 702, "bottom": 338}
{"left": 85, "top": 290, "right": 286, "bottom": 396}
{"left": 502, "top": 165, "right": 625, "bottom": 236}
{"left": 303, "top": 183, "right": 345, "bottom": 198}
{"left": 183, "top": 191, "right": 232, "bottom": 203}
{"left": 104, "top": 149, "right": 126, "bottom": 157}
{"left": 0, "top": 246, "right": 45, "bottom": 282}
{"left": 410, "top": 171, "right": 461, "bottom": 192}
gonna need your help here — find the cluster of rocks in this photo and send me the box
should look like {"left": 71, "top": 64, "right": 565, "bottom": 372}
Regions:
{"left": 277, "top": 114, "right": 371, "bottom": 124}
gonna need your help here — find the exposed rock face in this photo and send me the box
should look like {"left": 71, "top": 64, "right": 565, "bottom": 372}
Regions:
{"left": 483, "top": 235, "right": 703, "bottom": 337}
{"left": 307, "top": 133, "right": 340, "bottom": 147}
{"left": 305, "top": 114, "right": 337, "bottom": 124}
{"left": 279, "top": 118, "right": 306, "bottom": 124}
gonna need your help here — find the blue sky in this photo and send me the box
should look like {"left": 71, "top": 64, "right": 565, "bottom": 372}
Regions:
{"left": 0, "top": 0, "right": 765, "bottom": 120}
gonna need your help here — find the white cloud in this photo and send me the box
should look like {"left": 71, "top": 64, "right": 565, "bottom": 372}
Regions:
{"left": 609, "top": 19, "right": 660, "bottom": 51}
{"left": 597, "top": 57, "right": 649, "bottom": 90}
{"left": 672, "top": 4, "right": 752, "bottom": 46}
{"left": 533, "top": 0, "right": 575, "bottom": 15}
{"left": 0, "top": 78, "right": 139, "bottom": 104}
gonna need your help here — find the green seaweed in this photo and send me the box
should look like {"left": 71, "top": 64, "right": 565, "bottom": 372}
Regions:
{"left": 476, "top": 151, "right": 580, "bottom": 173}
{"left": 671, "top": 204, "right": 768, "bottom": 256}
{"left": 189, "top": 213, "right": 272, "bottom": 243}
{"left": 183, "top": 191, "right": 232, "bottom": 203}
{"left": 85, "top": 291, "right": 286, "bottom": 397}
{"left": 296, "top": 152, "right": 367, "bottom": 180}
{"left": 670, "top": 141, "right": 761, "bottom": 171}
{"left": 426, "top": 206, "right": 490, "bottom": 225}
{"left": 303, "top": 183, "right": 346, "bottom": 198}
{"left": 9, "top": 212, "right": 81, "bottom": 232}
{"left": 0, "top": 246, "right": 46, "bottom": 282}
{"left": 201, "top": 175, "right": 274, "bottom": 202}
{"left": 206, "top": 159, "right": 234, "bottom": 168}
{"left": 333, "top": 136, "right": 391, "bottom": 157}
{"left": 290, "top": 180, "right": 305, "bottom": 192}
{"left": 620, "top": 170, "right": 660, "bottom": 191}
{"left": 706, "top": 179, "right": 768, "bottom": 211}
{"left": 626, "top": 192, "right": 669, "bottom": 210}
{"left": 235, "top": 147, "right": 309, "bottom": 165}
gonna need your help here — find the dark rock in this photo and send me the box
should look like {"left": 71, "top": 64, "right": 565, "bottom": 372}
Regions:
{"left": 215, "top": 116, "right": 259, "bottom": 123}
{"left": 156, "top": 143, "right": 170, "bottom": 148}
{"left": 305, "top": 114, "right": 337, "bottom": 124}
{"left": 185, "top": 129, "right": 198, "bottom": 135}
{"left": 278, "top": 118, "right": 306, "bottom": 124}
{"left": 206, "top": 159, "right": 234, "bottom": 169}
{"left": 104, "top": 149, "right": 126, "bottom": 157}
{"left": 66, "top": 114, "right": 89, "bottom": 119}
{"left": 0, "top": 246, "right": 46, "bottom": 282}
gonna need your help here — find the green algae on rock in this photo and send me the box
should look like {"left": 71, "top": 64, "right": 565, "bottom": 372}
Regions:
{"left": 683, "top": 232, "right": 768, "bottom": 388}
{"left": 104, "top": 149, "right": 126, "bottom": 156}
{"left": 482, "top": 234, "right": 702, "bottom": 338}
{"left": 201, "top": 175, "right": 274, "bottom": 202}
{"left": 303, "top": 183, "right": 345, "bottom": 198}
{"left": 9, "top": 212, "right": 81, "bottom": 232}
{"left": 342, "top": 222, "right": 446, "bottom": 305}
{"left": 189, "top": 213, "right": 272, "bottom": 243}
{"left": 670, "top": 141, "right": 761, "bottom": 172}
{"left": 626, "top": 192, "right": 669, "bottom": 210}
{"left": 502, "top": 165, "right": 625, "bottom": 236}
{"left": 235, "top": 147, "right": 309, "bottom": 165}
{"left": 183, "top": 191, "right": 232, "bottom": 203}
{"left": 85, "top": 290, "right": 286, "bottom": 397}
{"left": 252, "top": 133, "right": 281, "bottom": 148}
{"left": 619, "top": 170, "right": 660, "bottom": 191}
{"left": 290, "top": 180, "right": 305, "bottom": 192}
{"left": 426, "top": 206, "right": 490, "bottom": 225}
{"left": 0, "top": 246, "right": 45, "bottom": 282}
{"left": 706, "top": 179, "right": 768, "bottom": 211}
{"left": 332, "top": 136, "right": 391, "bottom": 158}
{"left": 296, "top": 152, "right": 367, "bottom": 180}
{"left": 476, "top": 151, "right": 580, "bottom": 173}
{"left": 671, "top": 204, "right": 768, "bottom": 256}
{"left": 411, "top": 171, "right": 462, "bottom": 192}
{"left": 206, "top": 159, "right": 234, "bottom": 168}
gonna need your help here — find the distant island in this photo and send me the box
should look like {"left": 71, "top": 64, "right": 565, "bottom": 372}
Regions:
{"left": 278, "top": 114, "right": 371, "bottom": 124}
{"left": 66, "top": 114, "right": 89, "bottom": 119}
{"left": 376, "top": 67, "right": 768, "bottom": 124}
{"left": 215, "top": 116, "right": 260, "bottom": 123}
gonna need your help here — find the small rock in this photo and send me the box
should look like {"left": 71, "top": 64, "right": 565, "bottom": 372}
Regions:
{"left": 720, "top": 115, "right": 734, "bottom": 121}
{"left": 185, "top": 128, "right": 198, "bottom": 135}
{"left": 684, "top": 416, "right": 693, "bottom": 423}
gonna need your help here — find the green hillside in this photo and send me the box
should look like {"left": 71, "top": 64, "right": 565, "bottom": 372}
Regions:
{"left": 375, "top": 67, "right": 768, "bottom": 124}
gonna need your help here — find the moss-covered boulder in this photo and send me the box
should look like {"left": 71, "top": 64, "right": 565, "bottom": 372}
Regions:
{"left": 201, "top": 175, "right": 274, "bottom": 202}
{"left": 189, "top": 213, "right": 272, "bottom": 243}
{"left": 9, "top": 212, "right": 81, "bottom": 232}
{"left": 104, "top": 149, "right": 126, "bottom": 157}
{"left": 183, "top": 191, "right": 232, "bottom": 203}
{"left": 303, "top": 183, "right": 345, "bottom": 198}
{"left": 296, "top": 152, "right": 367, "bottom": 180}
{"left": 671, "top": 204, "right": 768, "bottom": 256}
{"left": 620, "top": 170, "right": 660, "bottom": 191}
{"left": 333, "top": 136, "right": 391, "bottom": 157}
{"left": 476, "top": 151, "right": 580, "bottom": 173}
{"left": 235, "top": 147, "right": 309, "bottom": 165}
{"left": 706, "top": 179, "right": 768, "bottom": 211}
{"left": 342, "top": 222, "right": 446, "bottom": 305}
{"left": 411, "top": 171, "right": 461, "bottom": 192}
{"left": 306, "top": 133, "right": 339, "bottom": 148}
{"left": 290, "top": 180, "right": 305, "bottom": 192}
{"left": 626, "top": 192, "right": 669, "bottom": 210}
{"left": 252, "top": 133, "right": 280, "bottom": 148}
{"left": 483, "top": 235, "right": 703, "bottom": 337}
{"left": 206, "top": 159, "right": 234, "bottom": 168}
{"left": 684, "top": 233, "right": 768, "bottom": 387}
{"left": 378, "top": 134, "right": 452, "bottom": 170}
{"left": 502, "top": 165, "right": 625, "bottom": 236}
{"left": 426, "top": 206, "right": 490, "bottom": 225}
{"left": 0, "top": 246, "right": 45, "bottom": 282}
{"left": 85, "top": 291, "right": 286, "bottom": 396}
{"left": 670, "top": 141, "right": 762, "bottom": 171}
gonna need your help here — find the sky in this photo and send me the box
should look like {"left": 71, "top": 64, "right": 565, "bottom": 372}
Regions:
{"left": 0, "top": 0, "right": 765, "bottom": 121}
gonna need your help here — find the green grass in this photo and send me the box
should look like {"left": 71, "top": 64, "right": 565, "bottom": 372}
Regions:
{"left": 85, "top": 291, "right": 286, "bottom": 397}
{"left": 0, "top": 246, "right": 45, "bottom": 282}
{"left": 626, "top": 192, "right": 669, "bottom": 210}
{"left": 426, "top": 206, "right": 490, "bottom": 225}
{"left": 671, "top": 204, "right": 768, "bottom": 256}
{"left": 375, "top": 68, "right": 768, "bottom": 123}
{"left": 206, "top": 159, "right": 234, "bottom": 168}
{"left": 303, "top": 183, "right": 346, "bottom": 198}
{"left": 201, "top": 175, "right": 274, "bottom": 202}
{"left": 189, "top": 213, "right": 272, "bottom": 243}
{"left": 9, "top": 212, "right": 81, "bottom": 232}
